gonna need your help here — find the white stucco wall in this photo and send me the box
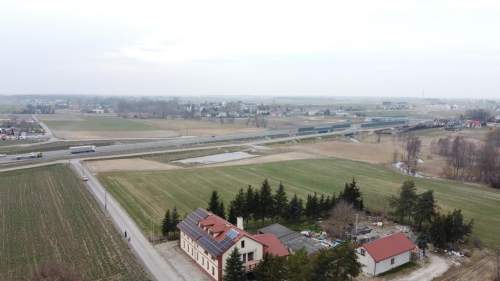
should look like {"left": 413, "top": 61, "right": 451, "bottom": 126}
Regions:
{"left": 357, "top": 247, "right": 411, "bottom": 276}
{"left": 222, "top": 236, "right": 264, "bottom": 276}
{"left": 180, "top": 231, "right": 220, "bottom": 280}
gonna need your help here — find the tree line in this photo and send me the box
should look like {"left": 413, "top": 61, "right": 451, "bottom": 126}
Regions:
{"left": 207, "top": 178, "right": 364, "bottom": 225}
{"left": 224, "top": 243, "right": 361, "bottom": 281}
{"left": 432, "top": 128, "right": 500, "bottom": 188}
{"left": 390, "top": 180, "right": 473, "bottom": 251}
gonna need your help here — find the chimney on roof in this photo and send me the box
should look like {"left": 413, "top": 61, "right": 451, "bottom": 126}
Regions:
{"left": 236, "top": 217, "right": 244, "bottom": 230}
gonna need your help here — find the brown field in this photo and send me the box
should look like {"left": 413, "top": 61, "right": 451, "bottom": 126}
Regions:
{"left": 86, "top": 158, "right": 181, "bottom": 173}
{"left": 436, "top": 249, "right": 498, "bottom": 281}
{"left": 39, "top": 112, "right": 265, "bottom": 140}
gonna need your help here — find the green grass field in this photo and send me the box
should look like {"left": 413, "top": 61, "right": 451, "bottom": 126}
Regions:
{"left": 0, "top": 165, "right": 149, "bottom": 281}
{"left": 43, "top": 116, "right": 155, "bottom": 131}
{"left": 99, "top": 158, "right": 500, "bottom": 247}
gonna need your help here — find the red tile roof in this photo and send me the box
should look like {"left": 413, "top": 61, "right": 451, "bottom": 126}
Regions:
{"left": 253, "top": 234, "right": 289, "bottom": 257}
{"left": 361, "top": 233, "right": 416, "bottom": 262}
{"left": 197, "top": 212, "right": 289, "bottom": 257}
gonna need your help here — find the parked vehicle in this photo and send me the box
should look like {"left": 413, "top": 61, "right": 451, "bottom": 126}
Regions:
{"left": 69, "top": 145, "right": 96, "bottom": 154}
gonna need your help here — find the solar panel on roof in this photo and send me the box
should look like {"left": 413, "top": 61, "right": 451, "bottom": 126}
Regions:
{"left": 226, "top": 228, "right": 239, "bottom": 240}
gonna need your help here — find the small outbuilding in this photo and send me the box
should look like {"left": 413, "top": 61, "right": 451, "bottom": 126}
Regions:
{"left": 357, "top": 232, "right": 416, "bottom": 276}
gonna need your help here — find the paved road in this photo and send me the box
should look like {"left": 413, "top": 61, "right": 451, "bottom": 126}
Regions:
{"left": 70, "top": 160, "right": 188, "bottom": 281}
{"left": 0, "top": 127, "right": 360, "bottom": 166}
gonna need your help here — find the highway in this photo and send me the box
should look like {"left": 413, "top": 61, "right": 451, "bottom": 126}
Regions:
{"left": 0, "top": 127, "right": 360, "bottom": 167}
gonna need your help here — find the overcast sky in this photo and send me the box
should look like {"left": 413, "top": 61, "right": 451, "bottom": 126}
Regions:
{"left": 1, "top": 0, "right": 499, "bottom": 98}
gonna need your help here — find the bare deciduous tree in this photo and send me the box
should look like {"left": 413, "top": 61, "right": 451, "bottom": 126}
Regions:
{"left": 325, "top": 200, "right": 355, "bottom": 239}
{"left": 402, "top": 134, "right": 421, "bottom": 174}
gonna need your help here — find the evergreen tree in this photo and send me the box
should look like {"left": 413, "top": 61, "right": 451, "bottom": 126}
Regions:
{"left": 273, "top": 182, "right": 288, "bottom": 218}
{"left": 338, "top": 178, "right": 364, "bottom": 210}
{"left": 245, "top": 185, "right": 257, "bottom": 219}
{"left": 208, "top": 191, "right": 222, "bottom": 215}
{"left": 224, "top": 248, "right": 246, "bottom": 281}
{"left": 413, "top": 190, "right": 436, "bottom": 231}
{"left": 310, "top": 242, "right": 361, "bottom": 281}
{"left": 258, "top": 179, "right": 274, "bottom": 220}
{"left": 429, "top": 209, "right": 473, "bottom": 249}
{"left": 429, "top": 213, "right": 449, "bottom": 249}
{"left": 305, "top": 194, "right": 313, "bottom": 218}
{"left": 228, "top": 202, "right": 237, "bottom": 224}
{"left": 171, "top": 206, "right": 180, "bottom": 227}
{"left": 254, "top": 253, "right": 288, "bottom": 281}
{"left": 233, "top": 188, "right": 247, "bottom": 218}
{"left": 287, "top": 194, "right": 303, "bottom": 221}
{"left": 161, "top": 209, "right": 171, "bottom": 237}
{"left": 286, "top": 249, "right": 311, "bottom": 281}
{"left": 390, "top": 180, "right": 417, "bottom": 223}
{"left": 447, "top": 209, "right": 473, "bottom": 244}
{"left": 219, "top": 201, "right": 226, "bottom": 219}
{"left": 319, "top": 194, "right": 326, "bottom": 214}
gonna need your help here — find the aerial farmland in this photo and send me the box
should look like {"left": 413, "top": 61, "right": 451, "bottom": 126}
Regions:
{"left": 0, "top": 165, "right": 149, "bottom": 281}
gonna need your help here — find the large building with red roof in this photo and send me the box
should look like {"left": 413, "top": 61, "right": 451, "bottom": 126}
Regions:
{"left": 356, "top": 232, "right": 416, "bottom": 276}
{"left": 177, "top": 208, "right": 288, "bottom": 280}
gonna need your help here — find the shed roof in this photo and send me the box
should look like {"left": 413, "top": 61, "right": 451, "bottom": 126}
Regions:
{"left": 361, "top": 232, "right": 416, "bottom": 263}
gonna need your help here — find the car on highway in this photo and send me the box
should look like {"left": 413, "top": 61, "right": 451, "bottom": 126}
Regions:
{"left": 82, "top": 176, "right": 89, "bottom": 181}
{"left": 0, "top": 154, "right": 6, "bottom": 158}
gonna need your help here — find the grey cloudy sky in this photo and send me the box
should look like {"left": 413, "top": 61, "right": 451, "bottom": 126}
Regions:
{"left": 1, "top": 0, "right": 499, "bottom": 98}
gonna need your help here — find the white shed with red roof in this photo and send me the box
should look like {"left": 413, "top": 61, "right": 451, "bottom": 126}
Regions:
{"left": 357, "top": 232, "right": 416, "bottom": 276}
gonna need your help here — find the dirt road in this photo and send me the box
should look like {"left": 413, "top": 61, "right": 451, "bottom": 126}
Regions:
{"left": 70, "top": 160, "right": 192, "bottom": 281}
{"left": 394, "top": 254, "right": 450, "bottom": 281}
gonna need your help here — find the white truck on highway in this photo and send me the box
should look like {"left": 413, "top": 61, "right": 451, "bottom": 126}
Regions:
{"left": 69, "top": 145, "right": 97, "bottom": 154}
{"left": 15, "top": 152, "right": 43, "bottom": 160}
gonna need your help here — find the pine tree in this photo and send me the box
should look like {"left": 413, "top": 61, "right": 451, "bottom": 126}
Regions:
{"left": 208, "top": 191, "right": 221, "bottom": 214}
{"left": 224, "top": 248, "right": 246, "bottom": 281}
{"left": 305, "top": 194, "right": 313, "bottom": 218}
{"left": 258, "top": 179, "right": 273, "bottom": 220}
{"left": 287, "top": 194, "right": 303, "bottom": 221}
{"left": 228, "top": 202, "right": 237, "bottom": 224}
{"left": 338, "top": 178, "right": 364, "bottom": 210}
{"left": 390, "top": 180, "right": 417, "bottom": 223}
{"left": 233, "top": 188, "right": 247, "bottom": 218}
{"left": 273, "top": 182, "right": 288, "bottom": 219}
{"left": 254, "top": 253, "right": 288, "bottom": 281}
{"left": 171, "top": 206, "right": 180, "bottom": 228}
{"left": 286, "top": 249, "right": 311, "bottom": 281}
{"left": 161, "top": 209, "right": 171, "bottom": 237}
{"left": 245, "top": 185, "right": 257, "bottom": 219}
{"left": 413, "top": 190, "right": 436, "bottom": 231}
{"left": 310, "top": 242, "right": 361, "bottom": 281}
{"left": 219, "top": 201, "right": 226, "bottom": 219}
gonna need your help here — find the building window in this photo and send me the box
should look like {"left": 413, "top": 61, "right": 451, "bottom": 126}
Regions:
{"left": 202, "top": 257, "right": 205, "bottom": 266}
{"left": 248, "top": 252, "right": 254, "bottom": 261}
{"left": 391, "top": 258, "right": 395, "bottom": 265}
{"left": 212, "top": 266, "right": 215, "bottom": 276}
{"left": 242, "top": 253, "right": 247, "bottom": 263}
{"left": 241, "top": 240, "right": 245, "bottom": 248}
{"left": 360, "top": 249, "right": 365, "bottom": 256}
